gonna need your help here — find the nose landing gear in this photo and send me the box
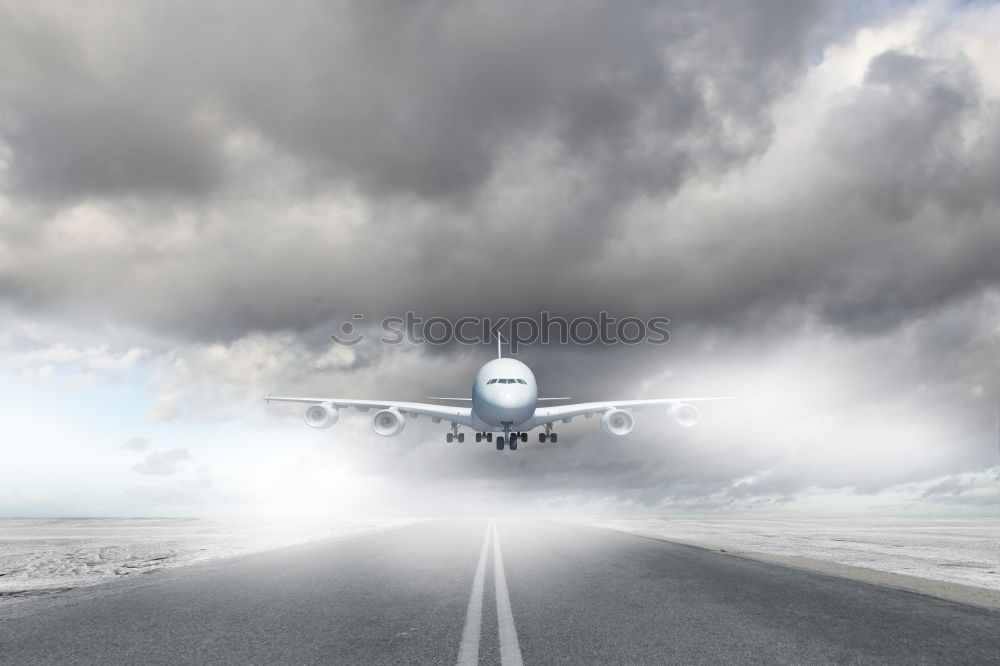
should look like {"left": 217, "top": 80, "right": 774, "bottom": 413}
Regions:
{"left": 499, "top": 436, "right": 518, "bottom": 450}
{"left": 497, "top": 424, "right": 512, "bottom": 451}
{"left": 496, "top": 430, "right": 528, "bottom": 450}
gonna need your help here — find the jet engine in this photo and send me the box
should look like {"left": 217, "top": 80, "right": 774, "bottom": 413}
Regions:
{"left": 601, "top": 408, "right": 635, "bottom": 436}
{"left": 668, "top": 403, "right": 700, "bottom": 428}
{"left": 372, "top": 407, "right": 405, "bottom": 437}
{"left": 304, "top": 402, "right": 339, "bottom": 429}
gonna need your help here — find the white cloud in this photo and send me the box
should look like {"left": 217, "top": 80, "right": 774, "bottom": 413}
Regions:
{"left": 147, "top": 392, "right": 180, "bottom": 423}
{"left": 8, "top": 342, "right": 149, "bottom": 385}
{"left": 120, "top": 436, "right": 151, "bottom": 452}
{"left": 132, "top": 448, "right": 190, "bottom": 476}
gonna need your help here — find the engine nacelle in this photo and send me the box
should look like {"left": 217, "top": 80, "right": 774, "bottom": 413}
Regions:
{"left": 668, "top": 403, "right": 700, "bottom": 428}
{"left": 372, "top": 407, "right": 405, "bottom": 437}
{"left": 601, "top": 408, "right": 635, "bottom": 436}
{"left": 304, "top": 402, "right": 339, "bottom": 429}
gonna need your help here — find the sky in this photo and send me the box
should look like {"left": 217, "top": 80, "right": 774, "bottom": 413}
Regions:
{"left": 0, "top": 0, "right": 997, "bottom": 518}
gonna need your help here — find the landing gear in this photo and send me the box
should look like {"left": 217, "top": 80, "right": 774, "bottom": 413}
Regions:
{"left": 494, "top": 424, "right": 524, "bottom": 451}
{"left": 447, "top": 423, "right": 464, "bottom": 443}
{"left": 539, "top": 424, "right": 558, "bottom": 443}
{"left": 494, "top": 432, "right": 526, "bottom": 451}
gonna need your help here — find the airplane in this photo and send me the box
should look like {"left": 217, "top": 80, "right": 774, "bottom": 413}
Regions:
{"left": 265, "top": 339, "right": 732, "bottom": 451}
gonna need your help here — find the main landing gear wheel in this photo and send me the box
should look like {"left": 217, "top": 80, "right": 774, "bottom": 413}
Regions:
{"left": 457, "top": 433, "right": 465, "bottom": 443}
{"left": 539, "top": 433, "right": 546, "bottom": 442}
{"left": 446, "top": 433, "right": 454, "bottom": 443}
{"left": 550, "top": 432, "right": 558, "bottom": 443}
{"left": 486, "top": 433, "right": 493, "bottom": 442}
{"left": 520, "top": 432, "right": 527, "bottom": 443}
{"left": 510, "top": 439, "right": 518, "bottom": 451}
{"left": 475, "top": 433, "right": 482, "bottom": 443}
{"left": 496, "top": 439, "right": 504, "bottom": 451}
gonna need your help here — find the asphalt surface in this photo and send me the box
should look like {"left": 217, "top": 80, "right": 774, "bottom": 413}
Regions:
{"left": 0, "top": 519, "right": 997, "bottom": 665}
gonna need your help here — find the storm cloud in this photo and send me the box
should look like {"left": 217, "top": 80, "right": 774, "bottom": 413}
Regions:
{"left": 0, "top": 0, "right": 996, "bottom": 515}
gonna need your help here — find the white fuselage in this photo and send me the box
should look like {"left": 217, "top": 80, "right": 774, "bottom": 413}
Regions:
{"left": 470, "top": 358, "right": 538, "bottom": 430}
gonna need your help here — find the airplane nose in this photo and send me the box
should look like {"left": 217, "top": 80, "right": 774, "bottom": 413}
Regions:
{"left": 474, "top": 380, "right": 535, "bottom": 427}
{"left": 491, "top": 390, "right": 522, "bottom": 409}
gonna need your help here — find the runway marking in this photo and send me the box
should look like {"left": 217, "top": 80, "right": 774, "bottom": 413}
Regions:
{"left": 456, "top": 520, "right": 525, "bottom": 666}
{"left": 457, "top": 520, "right": 492, "bottom": 666}
{"left": 492, "top": 520, "right": 524, "bottom": 666}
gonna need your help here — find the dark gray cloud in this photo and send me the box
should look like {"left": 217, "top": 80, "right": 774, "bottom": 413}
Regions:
{"left": 824, "top": 49, "right": 989, "bottom": 220}
{"left": 0, "top": 0, "right": 833, "bottom": 204}
{"left": 0, "top": 5, "right": 224, "bottom": 200}
{"left": 203, "top": 0, "right": 832, "bottom": 200}
{"left": 0, "top": 0, "right": 855, "bottom": 341}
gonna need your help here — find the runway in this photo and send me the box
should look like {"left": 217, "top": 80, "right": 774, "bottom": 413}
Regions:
{"left": 0, "top": 519, "right": 996, "bottom": 665}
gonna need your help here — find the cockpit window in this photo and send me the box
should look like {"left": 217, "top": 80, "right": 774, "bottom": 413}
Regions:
{"left": 516, "top": 378, "right": 527, "bottom": 384}
{"left": 487, "top": 379, "right": 497, "bottom": 384}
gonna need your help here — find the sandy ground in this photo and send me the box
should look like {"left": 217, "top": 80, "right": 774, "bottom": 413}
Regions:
{"left": 571, "top": 517, "right": 1000, "bottom": 608}
{"left": 0, "top": 517, "right": 417, "bottom": 607}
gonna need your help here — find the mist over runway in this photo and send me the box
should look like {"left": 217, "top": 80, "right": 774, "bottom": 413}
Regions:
{"left": 1, "top": 519, "right": 996, "bottom": 665}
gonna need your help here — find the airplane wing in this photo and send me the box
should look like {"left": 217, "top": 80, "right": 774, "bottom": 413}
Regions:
{"left": 527, "top": 396, "right": 734, "bottom": 428}
{"left": 264, "top": 395, "right": 475, "bottom": 427}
